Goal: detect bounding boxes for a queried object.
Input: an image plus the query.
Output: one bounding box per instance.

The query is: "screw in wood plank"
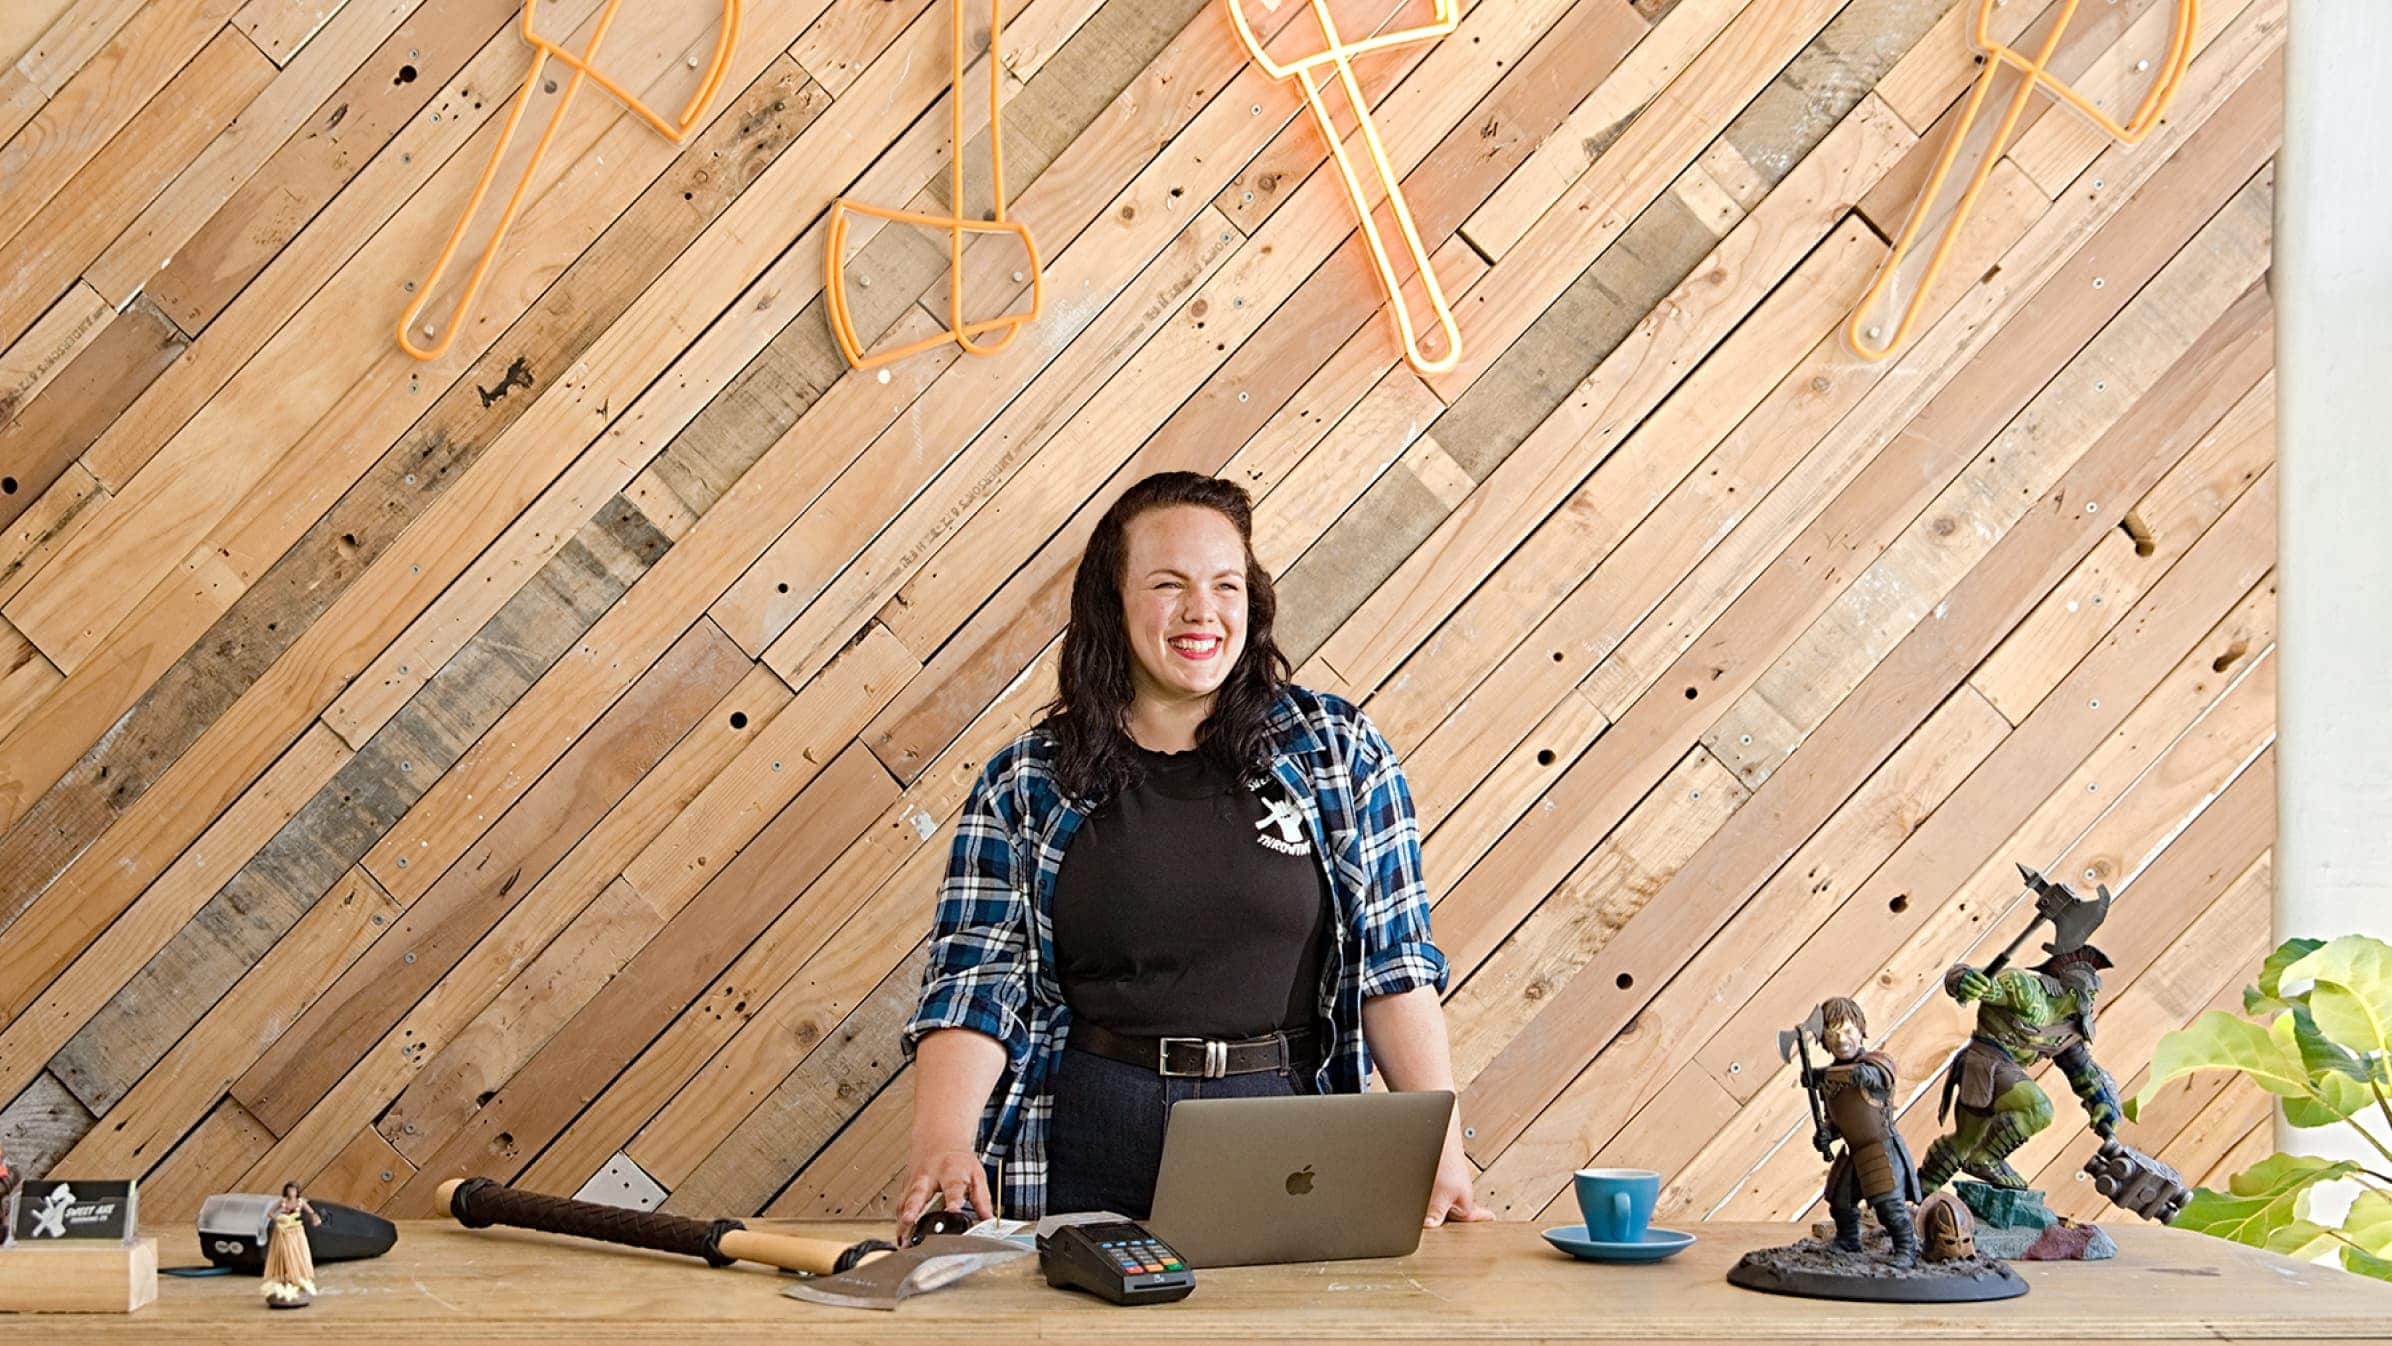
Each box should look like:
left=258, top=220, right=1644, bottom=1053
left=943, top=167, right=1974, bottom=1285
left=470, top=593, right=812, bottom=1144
left=2089, top=698, right=2101, bottom=710
left=382, top=1171, right=394, bottom=1183
left=406, top=1123, right=419, bottom=1134
left=1728, top=1061, right=1742, bottom=1074
left=772, top=761, right=783, bottom=771
left=397, top=856, right=409, bottom=868
left=1251, top=104, right=1261, bottom=115
left=2092, top=277, right=2105, bottom=289
left=1237, top=391, right=1249, bottom=402
left=404, top=281, right=415, bottom=292
left=401, top=761, right=413, bottom=772
left=2085, top=501, right=2098, bottom=512
left=858, top=273, right=872, bottom=288
left=1012, top=270, right=1024, bottom=282
left=1463, top=1127, right=1474, bottom=1139
left=405, top=952, right=416, bottom=964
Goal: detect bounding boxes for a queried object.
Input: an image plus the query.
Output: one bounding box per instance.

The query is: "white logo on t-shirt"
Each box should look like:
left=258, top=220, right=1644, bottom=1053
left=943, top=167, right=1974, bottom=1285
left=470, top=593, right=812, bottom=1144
left=1256, top=794, right=1311, bottom=855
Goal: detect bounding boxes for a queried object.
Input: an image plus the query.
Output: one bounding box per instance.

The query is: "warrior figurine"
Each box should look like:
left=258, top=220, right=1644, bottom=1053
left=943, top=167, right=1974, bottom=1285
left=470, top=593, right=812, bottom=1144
left=1921, top=867, right=2123, bottom=1193
left=1805, top=997, right=1922, bottom=1264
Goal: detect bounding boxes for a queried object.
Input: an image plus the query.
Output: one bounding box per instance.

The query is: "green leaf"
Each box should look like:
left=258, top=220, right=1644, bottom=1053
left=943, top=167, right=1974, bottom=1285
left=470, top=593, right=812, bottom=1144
left=2248, top=937, right=2329, bottom=1015
left=2341, top=1195, right=2392, bottom=1285
left=2174, top=1155, right=2362, bottom=1247
left=2283, top=1086, right=2373, bottom=1129
left=2292, top=1004, right=2372, bottom=1080
left=2264, top=1218, right=2340, bottom=1263
left=2274, top=1013, right=2375, bottom=1126
left=2284, top=936, right=2392, bottom=1061
left=2132, top=1011, right=2316, bottom=1122
left=2345, top=1190, right=2392, bottom=1255
left=2342, top=1245, right=2392, bottom=1283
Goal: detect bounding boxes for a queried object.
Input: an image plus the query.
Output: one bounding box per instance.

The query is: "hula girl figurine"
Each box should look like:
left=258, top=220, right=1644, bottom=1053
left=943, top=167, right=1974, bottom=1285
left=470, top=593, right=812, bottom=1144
left=262, top=1182, right=324, bottom=1309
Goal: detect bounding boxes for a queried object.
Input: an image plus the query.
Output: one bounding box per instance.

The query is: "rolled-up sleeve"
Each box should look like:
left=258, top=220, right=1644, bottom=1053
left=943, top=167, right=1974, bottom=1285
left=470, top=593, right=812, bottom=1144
left=1350, top=710, right=1451, bottom=1000
left=900, top=753, right=1034, bottom=1068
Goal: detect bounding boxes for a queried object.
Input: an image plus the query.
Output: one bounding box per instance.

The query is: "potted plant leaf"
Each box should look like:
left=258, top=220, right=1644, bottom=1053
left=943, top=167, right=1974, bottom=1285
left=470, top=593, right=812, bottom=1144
left=2130, top=935, right=2392, bottom=1281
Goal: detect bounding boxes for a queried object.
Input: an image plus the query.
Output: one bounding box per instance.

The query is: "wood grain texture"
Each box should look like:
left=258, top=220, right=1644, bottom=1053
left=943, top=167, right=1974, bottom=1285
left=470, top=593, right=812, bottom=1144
left=0, top=0, right=2279, bottom=1235
left=0, top=1220, right=2381, bottom=1344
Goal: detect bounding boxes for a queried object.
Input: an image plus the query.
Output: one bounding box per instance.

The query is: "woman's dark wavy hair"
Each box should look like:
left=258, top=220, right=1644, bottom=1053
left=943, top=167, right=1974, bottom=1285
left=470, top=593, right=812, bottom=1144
left=1037, top=471, right=1292, bottom=804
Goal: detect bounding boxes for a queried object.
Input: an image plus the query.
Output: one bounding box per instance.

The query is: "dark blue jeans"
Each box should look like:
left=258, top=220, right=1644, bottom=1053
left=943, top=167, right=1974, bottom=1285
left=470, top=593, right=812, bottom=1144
left=1045, top=1040, right=1318, bottom=1219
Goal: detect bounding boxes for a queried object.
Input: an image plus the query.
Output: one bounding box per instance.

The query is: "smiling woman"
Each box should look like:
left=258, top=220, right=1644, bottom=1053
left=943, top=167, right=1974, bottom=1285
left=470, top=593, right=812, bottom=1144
left=892, top=471, right=1490, bottom=1233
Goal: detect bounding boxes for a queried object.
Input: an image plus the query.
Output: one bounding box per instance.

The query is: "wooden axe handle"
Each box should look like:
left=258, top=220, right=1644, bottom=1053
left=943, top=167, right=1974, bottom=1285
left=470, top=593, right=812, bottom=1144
left=437, top=1177, right=888, bottom=1276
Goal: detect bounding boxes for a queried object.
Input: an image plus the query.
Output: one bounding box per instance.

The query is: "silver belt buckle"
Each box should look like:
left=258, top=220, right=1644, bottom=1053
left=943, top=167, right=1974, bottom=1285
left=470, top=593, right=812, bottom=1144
left=1158, top=1036, right=1228, bottom=1079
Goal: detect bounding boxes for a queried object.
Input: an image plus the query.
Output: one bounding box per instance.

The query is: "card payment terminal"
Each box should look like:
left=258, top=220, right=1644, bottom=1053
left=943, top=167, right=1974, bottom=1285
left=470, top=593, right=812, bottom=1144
left=1038, top=1219, right=1196, bottom=1304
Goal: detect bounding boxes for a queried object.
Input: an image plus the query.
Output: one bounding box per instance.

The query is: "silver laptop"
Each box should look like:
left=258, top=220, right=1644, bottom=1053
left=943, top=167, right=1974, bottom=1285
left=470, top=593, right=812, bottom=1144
left=1143, top=1090, right=1454, bottom=1268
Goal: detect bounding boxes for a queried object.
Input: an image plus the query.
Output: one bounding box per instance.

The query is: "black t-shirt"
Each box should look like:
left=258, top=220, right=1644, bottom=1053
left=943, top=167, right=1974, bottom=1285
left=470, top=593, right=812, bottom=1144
left=1051, top=743, right=1331, bottom=1039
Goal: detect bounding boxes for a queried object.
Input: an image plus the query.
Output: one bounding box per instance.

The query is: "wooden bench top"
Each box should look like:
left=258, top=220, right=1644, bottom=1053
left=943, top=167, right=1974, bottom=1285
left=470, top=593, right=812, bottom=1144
left=4, top=1218, right=2386, bottom=1343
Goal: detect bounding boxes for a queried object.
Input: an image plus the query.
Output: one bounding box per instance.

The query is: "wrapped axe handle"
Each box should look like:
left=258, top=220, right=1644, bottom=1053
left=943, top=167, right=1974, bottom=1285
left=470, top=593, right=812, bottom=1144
left=439, top=1177, right=949, bottom=1276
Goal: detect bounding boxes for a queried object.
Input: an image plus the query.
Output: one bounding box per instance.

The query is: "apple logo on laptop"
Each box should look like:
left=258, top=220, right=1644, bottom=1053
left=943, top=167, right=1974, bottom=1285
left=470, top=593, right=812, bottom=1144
left=1285, top=1166, right=1315, bottom=1197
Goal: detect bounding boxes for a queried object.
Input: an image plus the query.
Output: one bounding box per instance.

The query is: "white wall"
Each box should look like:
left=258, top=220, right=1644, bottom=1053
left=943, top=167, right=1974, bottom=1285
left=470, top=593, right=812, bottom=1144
left=2274, top=0, right=2392, bottom=1168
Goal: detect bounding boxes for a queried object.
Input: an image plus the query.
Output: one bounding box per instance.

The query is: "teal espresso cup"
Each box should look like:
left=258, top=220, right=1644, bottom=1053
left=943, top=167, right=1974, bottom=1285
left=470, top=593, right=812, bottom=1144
left=1573, top=1167, right=1659, bottom=1244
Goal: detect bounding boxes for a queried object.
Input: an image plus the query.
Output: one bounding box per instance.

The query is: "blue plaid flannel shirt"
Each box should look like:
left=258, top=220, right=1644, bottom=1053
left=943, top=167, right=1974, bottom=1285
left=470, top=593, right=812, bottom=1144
left=898, top=682, right=1451, bottom=1220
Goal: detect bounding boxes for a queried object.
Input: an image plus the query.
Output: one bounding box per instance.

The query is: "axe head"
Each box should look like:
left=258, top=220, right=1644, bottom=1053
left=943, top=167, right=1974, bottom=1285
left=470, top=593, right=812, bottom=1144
left=2038, top=881, right=2114, bottom=958
left=1776, top=1006, right=1827, bottom=1063
left=781, top=1234, right=1032, bottom=1311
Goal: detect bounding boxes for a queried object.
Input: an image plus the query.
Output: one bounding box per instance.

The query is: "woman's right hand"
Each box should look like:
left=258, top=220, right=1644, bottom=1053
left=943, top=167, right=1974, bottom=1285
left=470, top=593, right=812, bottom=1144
left=894, top=1148, right=994, bottom=1244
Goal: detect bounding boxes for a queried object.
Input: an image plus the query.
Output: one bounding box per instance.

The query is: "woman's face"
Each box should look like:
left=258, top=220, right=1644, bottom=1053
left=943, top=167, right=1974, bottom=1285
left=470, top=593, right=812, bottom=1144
left=1120, top=505, right=1250, bottom=707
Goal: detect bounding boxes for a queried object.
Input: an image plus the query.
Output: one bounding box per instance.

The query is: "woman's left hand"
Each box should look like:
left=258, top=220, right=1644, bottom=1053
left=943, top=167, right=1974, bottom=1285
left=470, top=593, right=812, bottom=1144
left=1423, top=1138, right=1494, bottom=1227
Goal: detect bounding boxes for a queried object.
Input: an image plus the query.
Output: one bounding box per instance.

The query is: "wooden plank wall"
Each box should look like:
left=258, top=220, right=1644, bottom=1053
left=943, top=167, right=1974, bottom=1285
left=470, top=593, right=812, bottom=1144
left=0, top=0, right=2281, bottom=1231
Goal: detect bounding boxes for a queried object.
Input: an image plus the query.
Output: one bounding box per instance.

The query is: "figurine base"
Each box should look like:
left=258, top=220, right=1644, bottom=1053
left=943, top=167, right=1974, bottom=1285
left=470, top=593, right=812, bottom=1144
left=1953, top=1181, right=2116, bottom=1261
left=1726, top=1236, right=2027, bottom=1303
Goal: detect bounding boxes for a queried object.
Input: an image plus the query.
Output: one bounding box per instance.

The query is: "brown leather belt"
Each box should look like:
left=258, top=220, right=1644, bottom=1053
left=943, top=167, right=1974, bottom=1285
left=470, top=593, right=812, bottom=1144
left=1068, top=1020, right=1314, bottom=1079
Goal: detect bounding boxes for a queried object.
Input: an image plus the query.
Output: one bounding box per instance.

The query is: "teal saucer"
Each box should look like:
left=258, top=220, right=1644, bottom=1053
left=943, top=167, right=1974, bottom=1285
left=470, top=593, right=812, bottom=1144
left=1541, top=1225, right=1697, bottom=1263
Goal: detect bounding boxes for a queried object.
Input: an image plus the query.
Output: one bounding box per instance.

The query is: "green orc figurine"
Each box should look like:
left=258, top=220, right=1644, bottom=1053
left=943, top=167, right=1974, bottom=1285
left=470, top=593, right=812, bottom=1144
left=1922, top=945, right=2120, bottom=1189
left=1919, top=865, right=2188, bottom=1224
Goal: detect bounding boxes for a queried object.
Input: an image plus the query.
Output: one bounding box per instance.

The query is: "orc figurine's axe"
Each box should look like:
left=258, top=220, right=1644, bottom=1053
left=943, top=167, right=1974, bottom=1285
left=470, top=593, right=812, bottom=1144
left=1985, top=863, right=2113, bottom=975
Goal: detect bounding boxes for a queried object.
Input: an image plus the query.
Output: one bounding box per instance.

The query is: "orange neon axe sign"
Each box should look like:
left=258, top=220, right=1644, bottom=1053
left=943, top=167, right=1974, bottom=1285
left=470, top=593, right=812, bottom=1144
left=824, top=1, right=1043, bottom=370
left=1846, top=0, right=2196, bottom=360
left=398, top=0, right=741, bottom=361
left=1229, top=0, right=1463, bottom=376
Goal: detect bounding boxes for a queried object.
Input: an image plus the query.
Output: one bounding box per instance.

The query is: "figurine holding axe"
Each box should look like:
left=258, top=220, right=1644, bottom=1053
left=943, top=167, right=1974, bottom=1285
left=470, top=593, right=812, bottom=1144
left=1782, top=999, right=1921, bottom=1263
left=1920, top=863, right=2189, bottom=1224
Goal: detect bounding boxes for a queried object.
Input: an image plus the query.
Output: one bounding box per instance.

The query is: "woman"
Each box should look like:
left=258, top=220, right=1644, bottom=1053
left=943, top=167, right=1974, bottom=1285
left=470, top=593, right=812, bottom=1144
left=894, top=471, right=1491, bottom=1237
left=261, top=1181, right=324, bottom=1308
